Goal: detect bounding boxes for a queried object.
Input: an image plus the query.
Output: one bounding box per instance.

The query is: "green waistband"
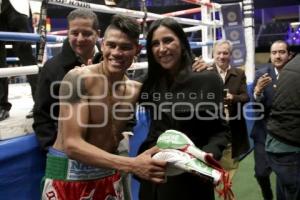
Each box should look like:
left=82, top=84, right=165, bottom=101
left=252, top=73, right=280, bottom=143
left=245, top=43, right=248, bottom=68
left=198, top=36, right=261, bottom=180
left=45, top=155, right=69, bottom=180
left=45, top=154, right=116, bottom=181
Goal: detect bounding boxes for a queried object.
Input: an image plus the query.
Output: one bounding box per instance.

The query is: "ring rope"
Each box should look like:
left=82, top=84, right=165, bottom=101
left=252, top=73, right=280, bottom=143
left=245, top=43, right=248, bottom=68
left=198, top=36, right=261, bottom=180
left=0, top=32, right=66, bottom=43
left=0, top=31, right=214, bottom=48
left=0, top=65, right=39, bottom=78
left=182, top=0, right=221, bottom=9
left=47, top=0, right=222, bottom=27
left=163, top=7, right=202, bottom=17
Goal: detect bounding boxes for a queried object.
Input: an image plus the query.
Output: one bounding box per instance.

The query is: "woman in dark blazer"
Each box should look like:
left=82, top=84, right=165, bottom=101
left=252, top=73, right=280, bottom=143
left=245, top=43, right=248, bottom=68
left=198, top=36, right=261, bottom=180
left=137, top=18, right=229, bottom=200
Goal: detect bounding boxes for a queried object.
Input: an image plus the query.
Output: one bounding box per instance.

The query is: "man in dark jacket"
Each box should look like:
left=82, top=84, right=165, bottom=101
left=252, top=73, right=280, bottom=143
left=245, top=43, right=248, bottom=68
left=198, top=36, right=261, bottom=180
left=251, top=40, right=292, bottom=200
left=266, top=53, right=300, bottom=200
left=210, top=40, right=250, bottom=181
left=33, top=8, right=101, bottom=151
left=191, top=40, right=250, bottom=181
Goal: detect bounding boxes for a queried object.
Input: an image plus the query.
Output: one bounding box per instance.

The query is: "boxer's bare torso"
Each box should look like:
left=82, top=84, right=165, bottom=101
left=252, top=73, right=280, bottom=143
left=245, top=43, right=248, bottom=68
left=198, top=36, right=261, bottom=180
left=53, top=62, right=141, bottom=153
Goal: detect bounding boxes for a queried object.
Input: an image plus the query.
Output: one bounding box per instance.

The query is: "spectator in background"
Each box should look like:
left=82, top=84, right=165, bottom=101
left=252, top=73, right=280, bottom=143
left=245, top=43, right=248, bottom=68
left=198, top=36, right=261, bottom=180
left=251, top=40, right=292, bottom=200
left=0, top=0, right=41, bottom=121
left=138, top=17, right=229, bottom=200
left=266, top=53, right=300, bottom=200
left=33, top=8, right=102, bottom=151
left=209, top=40, right=250, bottom=181
left=191, top=40, right=250, bottom=182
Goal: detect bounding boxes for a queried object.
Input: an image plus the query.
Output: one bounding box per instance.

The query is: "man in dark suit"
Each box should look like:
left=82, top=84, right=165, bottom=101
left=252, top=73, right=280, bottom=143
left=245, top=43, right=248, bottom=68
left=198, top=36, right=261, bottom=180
left=209, top=40, right=250, bottom=181
left=33, top=8, right=101, bottom=152
left=251, top=40, right=292, bottom=200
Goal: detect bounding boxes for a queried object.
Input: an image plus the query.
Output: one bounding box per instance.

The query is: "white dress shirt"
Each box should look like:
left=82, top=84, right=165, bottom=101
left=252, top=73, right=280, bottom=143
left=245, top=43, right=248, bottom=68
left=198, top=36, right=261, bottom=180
left=216, top=64, right=231, bottom=83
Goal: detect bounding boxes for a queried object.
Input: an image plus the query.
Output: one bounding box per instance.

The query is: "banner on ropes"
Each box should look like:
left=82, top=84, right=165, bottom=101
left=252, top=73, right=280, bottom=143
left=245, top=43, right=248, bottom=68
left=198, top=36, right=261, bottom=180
left=221, top=3, right=246, bottom=67
left=224, top=25, right=245, bottom=46
left=222, top=3, right=243, bottom=27
left=231, top=44, right=246, bottom=66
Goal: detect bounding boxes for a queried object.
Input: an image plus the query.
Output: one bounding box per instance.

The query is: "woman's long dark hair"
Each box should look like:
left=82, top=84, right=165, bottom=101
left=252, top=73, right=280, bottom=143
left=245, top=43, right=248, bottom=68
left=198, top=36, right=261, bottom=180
left=140, top=18, right=194, bottom=100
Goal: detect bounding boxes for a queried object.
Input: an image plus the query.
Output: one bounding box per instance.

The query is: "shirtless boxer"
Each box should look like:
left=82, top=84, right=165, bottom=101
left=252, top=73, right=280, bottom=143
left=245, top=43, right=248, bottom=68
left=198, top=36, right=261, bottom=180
left=41, top=14, right=166, bottom=200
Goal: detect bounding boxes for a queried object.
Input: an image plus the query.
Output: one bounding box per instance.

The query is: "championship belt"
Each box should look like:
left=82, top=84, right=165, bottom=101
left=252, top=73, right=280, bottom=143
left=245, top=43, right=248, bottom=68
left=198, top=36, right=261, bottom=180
left=154, top=129, right=234, bottom=200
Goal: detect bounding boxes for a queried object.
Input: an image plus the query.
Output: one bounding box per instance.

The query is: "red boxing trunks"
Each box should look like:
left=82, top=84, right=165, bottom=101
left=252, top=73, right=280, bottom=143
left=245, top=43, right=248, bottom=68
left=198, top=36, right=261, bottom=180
left=41, top=151, right=125, bottom=200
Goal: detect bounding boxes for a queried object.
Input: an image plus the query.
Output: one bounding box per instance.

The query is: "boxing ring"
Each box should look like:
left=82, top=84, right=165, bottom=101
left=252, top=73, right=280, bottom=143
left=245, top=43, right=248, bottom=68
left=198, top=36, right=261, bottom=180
left=0, top=0, right=255, bottom=199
